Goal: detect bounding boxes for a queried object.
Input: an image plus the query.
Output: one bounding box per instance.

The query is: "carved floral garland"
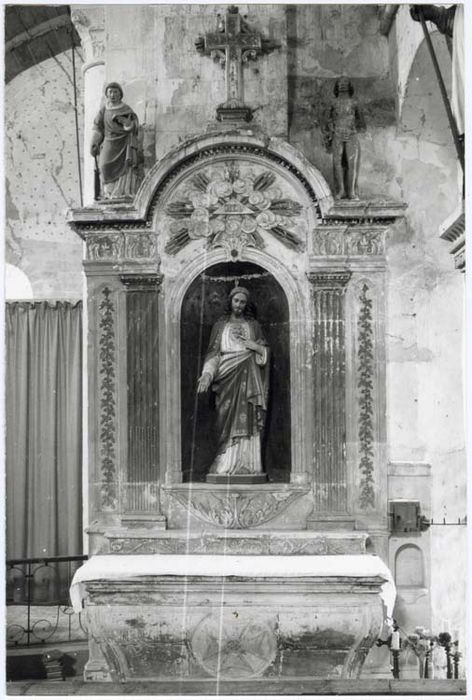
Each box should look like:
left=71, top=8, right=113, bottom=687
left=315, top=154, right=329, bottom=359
left=98, top=287, right=117, bottom=509
left=358, top=284, right=375, bottom=509
left=165, top=162, right=304, bottom=257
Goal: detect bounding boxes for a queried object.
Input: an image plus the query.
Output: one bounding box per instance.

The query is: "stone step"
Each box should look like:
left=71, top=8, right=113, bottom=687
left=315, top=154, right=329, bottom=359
left=5, top=678, right=467, bottom=696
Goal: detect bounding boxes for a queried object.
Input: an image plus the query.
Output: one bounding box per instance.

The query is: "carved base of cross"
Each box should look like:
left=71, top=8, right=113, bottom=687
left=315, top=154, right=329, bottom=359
left=216, top=102, right=253, bottom=123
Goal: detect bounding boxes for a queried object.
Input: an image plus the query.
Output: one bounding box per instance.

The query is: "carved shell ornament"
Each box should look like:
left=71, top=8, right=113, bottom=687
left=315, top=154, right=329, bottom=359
left=165, top=162, right=305, bottom=258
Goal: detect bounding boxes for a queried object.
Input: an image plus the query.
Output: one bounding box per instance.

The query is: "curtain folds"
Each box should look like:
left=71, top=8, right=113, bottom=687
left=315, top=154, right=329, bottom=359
left=6, top=301, right=83, bottom=559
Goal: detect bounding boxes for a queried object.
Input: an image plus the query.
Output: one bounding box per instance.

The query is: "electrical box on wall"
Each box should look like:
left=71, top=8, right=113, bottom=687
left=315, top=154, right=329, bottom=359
left=388, top=500, right=430, bottom=533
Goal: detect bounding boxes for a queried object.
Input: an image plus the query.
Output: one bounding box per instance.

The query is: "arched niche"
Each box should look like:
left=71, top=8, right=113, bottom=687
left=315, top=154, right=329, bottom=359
left=180, top=261, right=290, bottom=483
left=162, top=245, right=312, bottom=487
left=395, top=544, right=425, bottom=588
left=154, top=133, right=325, bottom=487
left=400, top=33, right=453, bottom=148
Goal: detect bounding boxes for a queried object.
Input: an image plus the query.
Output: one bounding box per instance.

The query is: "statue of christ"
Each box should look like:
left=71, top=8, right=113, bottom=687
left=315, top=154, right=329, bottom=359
left=197, top=286, right=269, bottom=478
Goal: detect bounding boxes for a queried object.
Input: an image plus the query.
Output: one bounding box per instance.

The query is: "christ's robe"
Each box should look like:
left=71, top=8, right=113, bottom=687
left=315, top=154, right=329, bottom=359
left=201, top=316, right=269, bottom=475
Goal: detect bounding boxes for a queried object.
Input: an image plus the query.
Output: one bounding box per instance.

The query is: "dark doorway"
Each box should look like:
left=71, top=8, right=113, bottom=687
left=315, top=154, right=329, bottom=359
left=181, top=261, right=291, bottom=483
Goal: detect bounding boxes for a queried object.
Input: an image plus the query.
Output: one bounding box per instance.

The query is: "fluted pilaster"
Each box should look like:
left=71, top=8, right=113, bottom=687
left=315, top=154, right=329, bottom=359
left=308, top=272, right=351, bottom=515
left=121, top=274, right=162, bottom=515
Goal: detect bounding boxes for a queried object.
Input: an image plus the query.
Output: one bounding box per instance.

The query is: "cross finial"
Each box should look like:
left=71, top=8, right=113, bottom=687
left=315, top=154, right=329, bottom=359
left=196, top=6, right=278, bottom=123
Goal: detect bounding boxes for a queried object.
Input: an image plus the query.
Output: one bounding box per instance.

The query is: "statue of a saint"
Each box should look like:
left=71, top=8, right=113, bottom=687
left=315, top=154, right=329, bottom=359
left=197, top=286, right=269, bottom=479
left=90, top=82, right=140, bottom=199
left=324, top=77, right=366, bottom=200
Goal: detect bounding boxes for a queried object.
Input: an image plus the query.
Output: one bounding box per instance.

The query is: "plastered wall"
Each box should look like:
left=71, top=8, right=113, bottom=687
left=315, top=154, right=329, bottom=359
left=5, top=50, right=85, bottom=299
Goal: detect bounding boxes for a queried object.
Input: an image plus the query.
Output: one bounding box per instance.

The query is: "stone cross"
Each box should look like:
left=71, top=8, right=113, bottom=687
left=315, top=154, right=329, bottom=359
left=196, top=5, right=276, bottom=122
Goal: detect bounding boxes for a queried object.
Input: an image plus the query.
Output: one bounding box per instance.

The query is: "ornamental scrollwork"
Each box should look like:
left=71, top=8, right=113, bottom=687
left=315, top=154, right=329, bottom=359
left=87, top=234, right=124, bottom=261
left=168, top=488, right=307, bottom=529
left=107, top=532, right=364, bottom=555
left=165, top=162, right=305, bottom=258
left=86, top=232, right=156, bottom=261
left=312, top=227, right=385, bottom=256
left=125, top=232, right=156, bottom=259
left=357, top=283, right=375, bottom=509
left=98, top=287, right=117, bottom=509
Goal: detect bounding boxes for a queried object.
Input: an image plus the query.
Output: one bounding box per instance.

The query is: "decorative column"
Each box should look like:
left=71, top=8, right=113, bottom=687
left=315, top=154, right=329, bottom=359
left=69, top=208, right=160, bottom=551
left=120, top=273, right=165, bottom=526
left=307, top=272, right=352, bottom=527
left=70, top=7, right=105, bottom=206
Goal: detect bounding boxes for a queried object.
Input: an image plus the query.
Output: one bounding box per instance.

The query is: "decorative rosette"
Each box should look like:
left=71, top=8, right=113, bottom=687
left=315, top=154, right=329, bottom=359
left=165, top=165, right=305, bottom=255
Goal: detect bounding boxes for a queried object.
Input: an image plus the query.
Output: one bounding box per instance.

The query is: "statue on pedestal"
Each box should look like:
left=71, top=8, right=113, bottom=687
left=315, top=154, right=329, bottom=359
left=91, top=83, right=140, bottom=199
left=197, top=286, right=269, bottom=481
left=324, top=77, right=366, bottom=200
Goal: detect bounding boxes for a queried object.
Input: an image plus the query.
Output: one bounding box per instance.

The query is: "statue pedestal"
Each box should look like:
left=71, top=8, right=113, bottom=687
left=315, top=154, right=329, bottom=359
left=206, top=473, right=268, bottom=484
left=71, top=555, right=394, bottom=685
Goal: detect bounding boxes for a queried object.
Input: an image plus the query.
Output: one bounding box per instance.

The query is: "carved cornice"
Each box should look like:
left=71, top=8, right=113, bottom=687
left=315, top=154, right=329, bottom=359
left=85, top=231, right=157, bottom=262
left=106, top=532, right=366, bottom=555
left=323, top=199, right=406, bottom=223
left=440, top=208, right=465, bottom=272
left=440, top=211, right=465, bottom=243
left=307, top=271, right=352, bottom=289
left=70, top=8, right=105, bottom=65
left=120, top=274, right=163, bottom=292
left=312, top=226, right=386, bottom=257
left=69, top=142, right=322, bottom=236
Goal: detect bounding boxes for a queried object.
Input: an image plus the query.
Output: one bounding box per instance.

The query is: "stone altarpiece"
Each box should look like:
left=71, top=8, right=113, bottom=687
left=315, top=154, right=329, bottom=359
left=70, top=129, right=405, bottom=683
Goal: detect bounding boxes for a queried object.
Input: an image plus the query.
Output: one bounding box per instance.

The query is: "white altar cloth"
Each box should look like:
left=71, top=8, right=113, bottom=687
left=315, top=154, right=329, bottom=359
left=70, top=554, right=395, bottom=616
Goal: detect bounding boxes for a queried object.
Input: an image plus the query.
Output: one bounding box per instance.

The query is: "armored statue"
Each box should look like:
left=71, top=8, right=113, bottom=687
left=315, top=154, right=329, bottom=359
left=324, top=77, right=366, bottom=201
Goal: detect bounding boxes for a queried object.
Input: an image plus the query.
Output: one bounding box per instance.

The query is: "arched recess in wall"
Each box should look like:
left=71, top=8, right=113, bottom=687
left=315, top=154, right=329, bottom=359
left=180, top=261, right=291, bottom=484
left=5, top=264, right=33, bottom=300
left=400, top=32, right=455, bottom=156
left=398, top=31, right=460, bottom=232
left=395, top=543, right=425, bottom=588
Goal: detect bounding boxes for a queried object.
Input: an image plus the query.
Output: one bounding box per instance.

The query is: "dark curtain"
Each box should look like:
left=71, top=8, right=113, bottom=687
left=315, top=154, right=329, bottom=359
left=6, top=301, right=83, bottom=562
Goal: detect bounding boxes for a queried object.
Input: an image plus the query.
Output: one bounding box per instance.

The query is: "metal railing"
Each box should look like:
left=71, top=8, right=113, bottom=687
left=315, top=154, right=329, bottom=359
left=6, top=555, right=88, bottom=648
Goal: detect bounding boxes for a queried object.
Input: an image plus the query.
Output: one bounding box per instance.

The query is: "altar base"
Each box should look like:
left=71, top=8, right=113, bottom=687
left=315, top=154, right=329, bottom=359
left=72, top=555, right=392, bottom=685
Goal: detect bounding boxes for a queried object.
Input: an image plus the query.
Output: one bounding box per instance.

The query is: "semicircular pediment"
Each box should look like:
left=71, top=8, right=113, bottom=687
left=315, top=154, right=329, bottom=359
left=135, top=130, right=333, bottom=221
left=132, top=132, right=332, bottom=262
left=159, top=157, right=311, bottom=260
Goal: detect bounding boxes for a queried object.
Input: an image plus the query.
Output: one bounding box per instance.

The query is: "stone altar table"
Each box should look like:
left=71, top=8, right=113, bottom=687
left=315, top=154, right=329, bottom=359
left=71, top=554, right=394, bottom=684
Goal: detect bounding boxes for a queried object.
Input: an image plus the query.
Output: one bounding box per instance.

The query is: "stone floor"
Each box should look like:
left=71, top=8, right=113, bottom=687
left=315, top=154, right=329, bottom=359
left=5, top=679, right=467, bottom=695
